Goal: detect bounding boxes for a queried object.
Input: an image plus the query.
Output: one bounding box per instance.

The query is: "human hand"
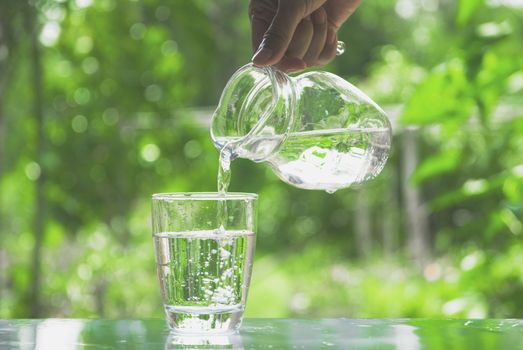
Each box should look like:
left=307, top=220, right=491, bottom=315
left=249, top=0, right=361, bottom=72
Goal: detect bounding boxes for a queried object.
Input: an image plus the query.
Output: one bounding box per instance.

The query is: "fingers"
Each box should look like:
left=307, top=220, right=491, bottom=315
left=284, top=8, right=336, bottom=71
left=302, top=8, right=328, bottom=66
left=276, top=57, right=307, bottom=72
left=251, top=13, right=270, bottom=53
left=249, top=1, right=275, bottom=53
left=317, top=27, right=338, bottom=65
left=285, top=16, right=313, bottom=59
left=252, top=2, right=304, bottom=66
left=323, top=0, right=361, bottom=29
left=252, top=0, right=326, bottom=67
left=250, top=0, right=343, bottom=70
left=276, top=15, right=313, bottom=72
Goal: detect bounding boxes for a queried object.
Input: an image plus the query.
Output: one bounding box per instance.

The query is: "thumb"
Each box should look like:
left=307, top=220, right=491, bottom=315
left=252, top=0, right=325, bottom=67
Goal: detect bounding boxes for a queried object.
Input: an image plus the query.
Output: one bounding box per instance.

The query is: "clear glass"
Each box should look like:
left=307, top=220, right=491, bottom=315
left=151, top=192, right=258, bottom=334
left=165, top=332, right=244, bottom=349
left=210, top=64, right=296, bottom=162
left=210, top=64, right=392, bottom=193
left=268, top=71, right=391, bottom=192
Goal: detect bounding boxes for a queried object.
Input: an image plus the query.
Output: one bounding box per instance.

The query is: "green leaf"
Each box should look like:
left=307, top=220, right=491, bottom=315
left=457, top=0, right=485, bottom=27
left=401, top=59, right=474, bottom=126
left=411, top=148, right=462, bottom=184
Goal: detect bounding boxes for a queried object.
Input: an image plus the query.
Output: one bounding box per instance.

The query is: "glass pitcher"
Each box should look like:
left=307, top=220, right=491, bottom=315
left=210, top=64, right=392, bottom=193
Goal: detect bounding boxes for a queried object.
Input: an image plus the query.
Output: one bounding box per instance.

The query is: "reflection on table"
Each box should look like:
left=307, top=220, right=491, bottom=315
left=1, top=318, right=523, bottom=349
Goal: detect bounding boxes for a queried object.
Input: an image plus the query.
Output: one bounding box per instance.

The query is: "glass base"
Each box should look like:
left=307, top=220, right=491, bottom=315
left=165, top=305, right=244, bottom=334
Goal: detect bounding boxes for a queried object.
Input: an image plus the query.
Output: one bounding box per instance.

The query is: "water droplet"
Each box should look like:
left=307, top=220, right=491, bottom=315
left=336, top=40, right=345, bottom=56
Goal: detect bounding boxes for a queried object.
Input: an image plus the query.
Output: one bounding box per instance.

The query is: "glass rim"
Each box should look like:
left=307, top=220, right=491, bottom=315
left=152, top=192, right=258, bottom=201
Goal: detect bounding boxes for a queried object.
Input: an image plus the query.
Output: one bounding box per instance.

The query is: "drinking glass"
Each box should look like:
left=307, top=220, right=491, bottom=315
left=165, top=332, right=244, bottom=350
left=152, top=192, right=257, bottom=334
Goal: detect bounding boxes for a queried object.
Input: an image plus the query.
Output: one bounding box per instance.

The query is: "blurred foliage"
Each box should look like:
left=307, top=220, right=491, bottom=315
left=0, top=0, right=523, bottom=320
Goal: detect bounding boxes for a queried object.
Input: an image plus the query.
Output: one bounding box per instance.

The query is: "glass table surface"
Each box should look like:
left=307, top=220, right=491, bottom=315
left=1, top=318, right=523, bottom=349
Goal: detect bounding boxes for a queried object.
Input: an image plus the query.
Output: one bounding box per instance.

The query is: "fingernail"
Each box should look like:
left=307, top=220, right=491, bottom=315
left=252, top=41, right=273, bottom=66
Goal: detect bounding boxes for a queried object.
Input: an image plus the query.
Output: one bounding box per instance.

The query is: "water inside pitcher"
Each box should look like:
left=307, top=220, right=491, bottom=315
left=211, top=64, right=392, bottom=193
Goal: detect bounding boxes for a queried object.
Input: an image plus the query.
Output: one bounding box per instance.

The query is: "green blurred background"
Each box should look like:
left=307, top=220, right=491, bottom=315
left=1, top=0, right=522, bottom=319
